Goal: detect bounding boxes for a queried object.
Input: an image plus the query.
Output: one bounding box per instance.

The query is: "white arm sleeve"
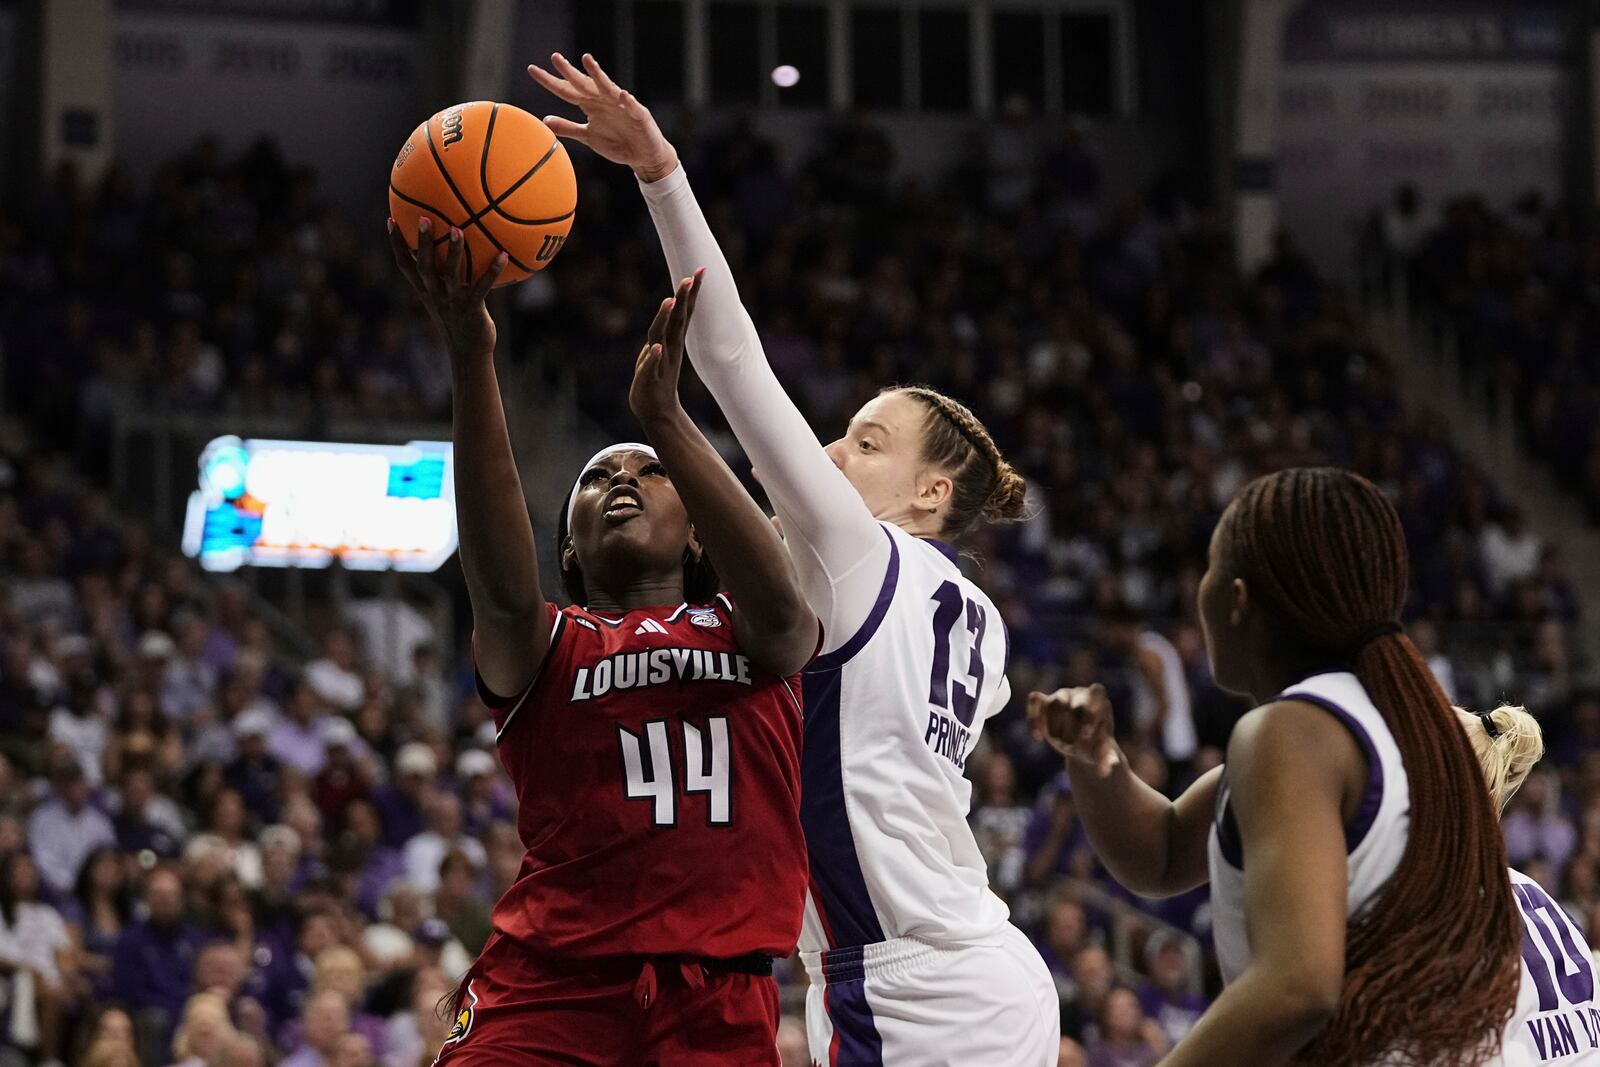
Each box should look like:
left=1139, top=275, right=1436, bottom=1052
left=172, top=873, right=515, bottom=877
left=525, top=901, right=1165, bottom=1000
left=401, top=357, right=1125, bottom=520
left=639, top=164, right=889, bottom=650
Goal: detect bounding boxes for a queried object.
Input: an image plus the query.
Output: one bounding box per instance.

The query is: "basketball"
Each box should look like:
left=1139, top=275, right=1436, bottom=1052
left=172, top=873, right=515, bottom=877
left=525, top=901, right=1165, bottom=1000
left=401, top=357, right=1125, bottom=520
left=388, top=101, right=576, bottom=286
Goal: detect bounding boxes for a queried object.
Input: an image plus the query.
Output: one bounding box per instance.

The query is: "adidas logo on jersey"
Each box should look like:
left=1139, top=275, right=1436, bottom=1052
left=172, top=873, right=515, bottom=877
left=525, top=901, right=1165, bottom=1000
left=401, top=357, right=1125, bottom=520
left=635, top=618, right=670, bottom=636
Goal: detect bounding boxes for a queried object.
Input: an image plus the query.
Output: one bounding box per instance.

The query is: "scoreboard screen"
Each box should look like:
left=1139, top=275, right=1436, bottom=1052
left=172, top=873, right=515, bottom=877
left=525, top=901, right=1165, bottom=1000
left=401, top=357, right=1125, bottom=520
left=181, top=436, right=457, bottom=573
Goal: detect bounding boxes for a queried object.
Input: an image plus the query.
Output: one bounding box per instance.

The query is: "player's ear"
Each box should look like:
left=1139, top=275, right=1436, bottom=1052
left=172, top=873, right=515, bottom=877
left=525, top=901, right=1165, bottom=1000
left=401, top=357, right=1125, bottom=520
left=916, top=470, right=953, bottom=515
left=1230, top=577, right=1249, bottom=627
left=684, top=524, right=704, bottom=562
left=560, top=533, right=576, bottom=573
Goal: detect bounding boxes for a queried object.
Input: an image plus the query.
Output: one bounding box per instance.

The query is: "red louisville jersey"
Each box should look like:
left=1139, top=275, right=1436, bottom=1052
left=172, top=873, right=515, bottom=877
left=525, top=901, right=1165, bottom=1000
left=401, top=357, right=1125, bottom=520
left=477, top=595, right=807, bottom=960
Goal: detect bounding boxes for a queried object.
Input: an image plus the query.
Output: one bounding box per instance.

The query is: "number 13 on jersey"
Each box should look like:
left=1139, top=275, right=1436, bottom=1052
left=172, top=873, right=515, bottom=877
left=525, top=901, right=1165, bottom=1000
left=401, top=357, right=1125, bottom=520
left=925, top=580, right=987, bottom=770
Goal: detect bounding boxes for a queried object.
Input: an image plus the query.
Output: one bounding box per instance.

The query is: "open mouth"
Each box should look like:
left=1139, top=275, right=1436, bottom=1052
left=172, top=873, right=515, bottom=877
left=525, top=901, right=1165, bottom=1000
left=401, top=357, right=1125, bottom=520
left=603, top=487, right=644, bottom=522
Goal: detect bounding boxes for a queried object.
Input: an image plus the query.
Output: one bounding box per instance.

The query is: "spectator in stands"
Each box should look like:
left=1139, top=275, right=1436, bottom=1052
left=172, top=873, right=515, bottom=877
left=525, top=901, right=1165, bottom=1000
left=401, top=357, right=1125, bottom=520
left=340, top=799, right=404, bottom=919
left=1037, top=892, right=1093, bottom=991
left=223, top=711, right=281, bottom=826
left=432, top=850, right=490, bottom=958
left=167, top=992, right=235, bottom=1067
left=109, top=769, right=182, bottom=866
left=1024, top=775, right=1087, bottom=889
left=164, top=613, right=218, bottom=723
left=66, top=845, right=131, bottom=1000
left=0, top=851, right=75, bottom=1066
left=111, top=867, right=203, bottom=1060
left=27, top=759, right=115, bottom=896
left=1481, top=506, right=1543, bottom=598
left=969, top=749, right=1033, bottom=896
left=401, top=792, right=483, bottom=897
left=1503, top=768, right=1578, bottom=876
left=270, top=680, right=331, bottom=777
left=306, top=631, right=364, bottom=714
left=48, top=667, right=108, bottom=785
left=1062, top=945, right=1115, bottom=1046
left=312, top=720, right=371, bottom=825
left=453, top=750, right=506, bottom=837
left=380, top=968, right=449, bottom=1067
left=1134, top=932, right=1204, bottom=1047
left=1058, top=1036, right=1088, bottom=1067
left=1085, top=987, right=1163, bottom=1067
left=375, top=744, right=434, bottom=849
left=279, top=990, right=348, bottom=1067
left=305, top=947, right=385, bottom=1059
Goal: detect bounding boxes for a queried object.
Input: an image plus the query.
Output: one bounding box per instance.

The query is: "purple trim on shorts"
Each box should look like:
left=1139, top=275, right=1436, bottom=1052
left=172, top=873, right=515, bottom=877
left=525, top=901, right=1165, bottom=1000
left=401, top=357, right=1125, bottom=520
left=809, top=529, right=900, bottom=672
left=1282, top=691, right=1385, bottom=852
left=822, top=958, right=884, bottom=1066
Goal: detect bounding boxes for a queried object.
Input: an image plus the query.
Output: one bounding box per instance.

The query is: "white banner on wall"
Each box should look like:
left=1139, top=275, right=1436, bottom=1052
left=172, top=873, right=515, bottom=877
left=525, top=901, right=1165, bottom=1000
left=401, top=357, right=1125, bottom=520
left=113, top=11, right=426, bottom=217
left=1277, top=1, right=1566, bottom=273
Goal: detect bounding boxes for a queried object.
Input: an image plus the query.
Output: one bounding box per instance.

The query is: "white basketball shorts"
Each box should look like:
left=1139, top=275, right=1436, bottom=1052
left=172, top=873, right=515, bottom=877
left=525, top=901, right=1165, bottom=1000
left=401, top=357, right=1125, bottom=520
left=801, top=923, right=1059, bottom=1066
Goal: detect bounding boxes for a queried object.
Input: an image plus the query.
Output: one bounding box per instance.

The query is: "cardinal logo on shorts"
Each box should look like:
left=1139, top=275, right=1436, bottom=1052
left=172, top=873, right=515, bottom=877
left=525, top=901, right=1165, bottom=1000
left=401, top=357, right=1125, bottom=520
left=443, top=982, right=478, bottom=1046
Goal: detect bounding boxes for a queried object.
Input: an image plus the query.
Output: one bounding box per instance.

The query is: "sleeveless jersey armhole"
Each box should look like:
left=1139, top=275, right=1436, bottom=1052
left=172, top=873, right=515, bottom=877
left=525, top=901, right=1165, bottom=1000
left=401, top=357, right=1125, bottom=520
left=473, top=604, right=565, bottom=743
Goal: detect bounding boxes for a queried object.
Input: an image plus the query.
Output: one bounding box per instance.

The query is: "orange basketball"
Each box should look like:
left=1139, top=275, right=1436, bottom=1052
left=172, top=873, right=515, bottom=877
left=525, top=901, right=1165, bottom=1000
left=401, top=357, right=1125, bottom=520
left=388, top=101, right=576, bottom=287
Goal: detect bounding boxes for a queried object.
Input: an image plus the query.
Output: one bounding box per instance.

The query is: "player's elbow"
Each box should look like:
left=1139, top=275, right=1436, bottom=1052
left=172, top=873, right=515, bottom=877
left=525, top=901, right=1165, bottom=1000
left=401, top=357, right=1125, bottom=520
left=1254, top=965, right=1341, bottom=1046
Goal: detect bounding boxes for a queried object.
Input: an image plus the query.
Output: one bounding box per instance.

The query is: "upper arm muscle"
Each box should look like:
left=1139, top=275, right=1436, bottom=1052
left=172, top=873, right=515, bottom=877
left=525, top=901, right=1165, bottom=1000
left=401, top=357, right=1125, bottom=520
left=1228, top=703, right=1359, bottom=1005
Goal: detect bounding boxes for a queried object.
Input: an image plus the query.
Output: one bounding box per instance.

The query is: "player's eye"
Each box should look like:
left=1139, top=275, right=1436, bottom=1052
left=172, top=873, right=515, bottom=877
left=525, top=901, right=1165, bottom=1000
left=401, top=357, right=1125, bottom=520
left=640, top=462, right=667, bottom=478
left=859, top=439, right=876, bottom=453
left=579, top=467, right=608, bottom=486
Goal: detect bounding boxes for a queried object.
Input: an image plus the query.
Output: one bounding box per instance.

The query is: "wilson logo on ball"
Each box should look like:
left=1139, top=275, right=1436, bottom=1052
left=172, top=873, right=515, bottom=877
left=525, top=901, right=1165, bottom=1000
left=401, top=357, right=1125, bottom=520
left=535, top=234, right=566, bottom=262
left=441, top=109, right=465, bottom=147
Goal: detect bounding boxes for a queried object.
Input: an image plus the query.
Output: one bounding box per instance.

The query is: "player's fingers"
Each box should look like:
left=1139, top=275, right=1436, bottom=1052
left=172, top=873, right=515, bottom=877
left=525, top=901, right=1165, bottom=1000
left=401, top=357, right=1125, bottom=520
left=646, top=296, right=673, bottom=346
left=551, top=52, right=598, bottom=95
left=582, top=52, right=621, bottom=95
left=386, top=218, right=423, bottom=291
left=414, top=216, right=439, bottom=292
left=528, top=63, right=584, bottom=104
left=469, top=252, right=509, bottom=303
left=542, top=116, right=589, bottom=143
left=663, top=275, right=696, bottom=346
left=443, top=227, right=464, bottom=287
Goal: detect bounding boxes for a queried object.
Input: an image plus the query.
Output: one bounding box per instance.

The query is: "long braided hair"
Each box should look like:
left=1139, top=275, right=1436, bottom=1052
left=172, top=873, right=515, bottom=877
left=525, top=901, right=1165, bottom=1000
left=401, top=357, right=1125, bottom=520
left=890, top=385, right=1027, bottom=538
left=1219, top=468, right=1520, bottom=1066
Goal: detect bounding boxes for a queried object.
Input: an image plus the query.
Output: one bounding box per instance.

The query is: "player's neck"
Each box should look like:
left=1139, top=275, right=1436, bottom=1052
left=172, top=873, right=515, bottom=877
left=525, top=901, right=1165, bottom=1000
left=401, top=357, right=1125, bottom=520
left=584, top=576, right=686, bottom=615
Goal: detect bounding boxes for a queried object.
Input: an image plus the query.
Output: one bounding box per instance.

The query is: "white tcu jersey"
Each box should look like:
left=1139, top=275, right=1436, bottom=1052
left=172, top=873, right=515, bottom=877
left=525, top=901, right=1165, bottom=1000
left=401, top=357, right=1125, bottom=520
left=1501, top=868, right=1600, bottom=1066
left=799, top=523, right=1013, bottom=951
left=1208, top=671, right=1411, bottom=985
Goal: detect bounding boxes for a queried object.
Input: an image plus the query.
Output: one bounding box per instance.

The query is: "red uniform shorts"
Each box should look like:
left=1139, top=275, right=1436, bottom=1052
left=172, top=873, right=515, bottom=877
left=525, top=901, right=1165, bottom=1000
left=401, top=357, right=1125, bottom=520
left=433, top=934, right=780, bottom=1067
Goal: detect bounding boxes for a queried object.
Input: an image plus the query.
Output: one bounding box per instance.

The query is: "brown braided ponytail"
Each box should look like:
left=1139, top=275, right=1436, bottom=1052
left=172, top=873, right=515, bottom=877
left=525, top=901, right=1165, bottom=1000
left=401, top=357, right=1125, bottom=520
left=1219, top=468, right=1519, bottom=1067
left=890, top=385, right=1026, bottom=537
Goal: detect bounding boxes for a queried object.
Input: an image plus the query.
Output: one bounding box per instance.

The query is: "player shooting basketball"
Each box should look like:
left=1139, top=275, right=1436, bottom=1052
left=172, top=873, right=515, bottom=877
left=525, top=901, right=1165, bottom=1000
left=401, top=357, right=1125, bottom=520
left=532, top=53, right=1058, bottom=1067
left=386, top=218, right=817, bottom=1066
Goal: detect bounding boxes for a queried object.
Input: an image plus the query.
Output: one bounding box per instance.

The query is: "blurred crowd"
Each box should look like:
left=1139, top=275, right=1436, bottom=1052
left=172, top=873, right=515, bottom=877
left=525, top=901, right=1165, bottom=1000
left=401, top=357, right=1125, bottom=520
left=1388, top=188, right=1600, bottom=529
left=0, top=111, right=1596, bottom=1067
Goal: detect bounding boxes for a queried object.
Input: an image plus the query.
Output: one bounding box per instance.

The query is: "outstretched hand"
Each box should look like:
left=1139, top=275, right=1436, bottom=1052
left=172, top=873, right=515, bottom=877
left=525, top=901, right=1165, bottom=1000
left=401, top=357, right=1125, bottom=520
left=529, top=52, right=679, bottom=182
left=1026, top=684, right=1122, bottom=778
left=629, top=269, right=705, bottom=426
left=387, top=216, right=507, bottom=362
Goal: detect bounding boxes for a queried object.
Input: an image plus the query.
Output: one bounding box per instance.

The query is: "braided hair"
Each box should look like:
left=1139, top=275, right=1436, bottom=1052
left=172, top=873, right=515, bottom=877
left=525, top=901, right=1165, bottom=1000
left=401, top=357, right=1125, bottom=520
left=890, top=385, right=1027, bottom=538
left=1219, top=468, right=1519, bottom=1067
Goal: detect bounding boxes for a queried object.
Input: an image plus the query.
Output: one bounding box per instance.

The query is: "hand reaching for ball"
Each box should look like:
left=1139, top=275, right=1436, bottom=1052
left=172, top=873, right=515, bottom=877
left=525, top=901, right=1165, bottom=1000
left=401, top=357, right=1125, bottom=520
left=1026, top=683, right=1122, bottom=778
left=387, top=215, right=507, bottom=363
left=529, top=52, right=679, bottom=183
left=629, top=270, right=704, bottom=427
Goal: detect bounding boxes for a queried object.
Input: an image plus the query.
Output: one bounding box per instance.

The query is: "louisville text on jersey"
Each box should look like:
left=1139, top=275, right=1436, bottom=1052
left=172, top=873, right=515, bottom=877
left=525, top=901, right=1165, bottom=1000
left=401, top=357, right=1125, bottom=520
left=570, top=647, right=753, bottom=702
